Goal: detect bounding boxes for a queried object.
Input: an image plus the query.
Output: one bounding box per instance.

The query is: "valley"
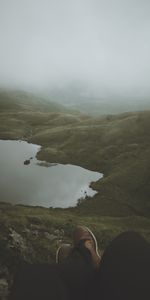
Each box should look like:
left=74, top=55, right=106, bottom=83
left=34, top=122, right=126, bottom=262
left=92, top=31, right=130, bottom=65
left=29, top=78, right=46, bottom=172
left=0, top=90, right=150, bottom=297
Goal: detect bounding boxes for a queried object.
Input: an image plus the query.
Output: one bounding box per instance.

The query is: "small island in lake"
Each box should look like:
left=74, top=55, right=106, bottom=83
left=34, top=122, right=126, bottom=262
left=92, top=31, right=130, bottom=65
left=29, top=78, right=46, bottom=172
left=24, top=159, right=31, bottom=165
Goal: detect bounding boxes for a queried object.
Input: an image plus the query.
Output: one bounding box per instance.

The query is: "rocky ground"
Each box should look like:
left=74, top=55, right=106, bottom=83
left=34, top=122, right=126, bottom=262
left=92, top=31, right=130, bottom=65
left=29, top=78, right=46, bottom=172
left=1, top=202, right=150, bottom=299
left=0, top=218, right=67, bottom=299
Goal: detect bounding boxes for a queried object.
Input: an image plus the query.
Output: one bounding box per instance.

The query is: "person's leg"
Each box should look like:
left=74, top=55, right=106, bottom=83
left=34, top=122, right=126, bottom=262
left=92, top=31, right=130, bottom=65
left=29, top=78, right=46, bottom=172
left=90, top=231, right=150, bottom=300
left=9, top=263, right=70, bottom=300
left=58, top=242, right=95, bottom=300
left=9, top=226, right=100, bottom=300
left=57, top=226, right=101, bottom=300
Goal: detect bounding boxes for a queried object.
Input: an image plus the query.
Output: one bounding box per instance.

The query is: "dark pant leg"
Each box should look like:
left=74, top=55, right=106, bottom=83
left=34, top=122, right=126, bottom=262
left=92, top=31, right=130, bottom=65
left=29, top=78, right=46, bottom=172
left=58, top=243, right=95, bottom=300
left=90, top=231, right=150, bottom=300
left=9, top=263, right=70, bottom=300
left=9, top=244, right=95, bottom=300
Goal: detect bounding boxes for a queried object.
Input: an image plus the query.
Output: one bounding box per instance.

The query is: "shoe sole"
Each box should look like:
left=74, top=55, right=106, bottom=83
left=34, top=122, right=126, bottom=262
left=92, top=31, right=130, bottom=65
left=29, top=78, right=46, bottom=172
left=56, top=244, right=72, bottom=263
left=82, top=226, right=100, bottom=258
left=56, top=246, right=61, bottom=263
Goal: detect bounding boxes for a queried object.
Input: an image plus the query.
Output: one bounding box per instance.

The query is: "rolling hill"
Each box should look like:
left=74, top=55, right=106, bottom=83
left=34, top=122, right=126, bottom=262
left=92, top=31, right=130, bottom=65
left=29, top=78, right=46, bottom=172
left=0, top=89, right=150, bottom=297
left=0, top=90, right=150, bottom=218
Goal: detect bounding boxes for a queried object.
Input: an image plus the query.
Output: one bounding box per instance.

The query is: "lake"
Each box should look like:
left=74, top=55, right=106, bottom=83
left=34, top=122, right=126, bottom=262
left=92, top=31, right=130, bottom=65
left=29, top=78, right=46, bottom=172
left=0, top=140, right=103, bottom=208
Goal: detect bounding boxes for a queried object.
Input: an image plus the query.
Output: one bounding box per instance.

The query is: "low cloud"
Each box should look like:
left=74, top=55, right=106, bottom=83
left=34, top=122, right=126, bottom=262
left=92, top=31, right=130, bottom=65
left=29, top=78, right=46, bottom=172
left=0, top=0, right=150, bottom=97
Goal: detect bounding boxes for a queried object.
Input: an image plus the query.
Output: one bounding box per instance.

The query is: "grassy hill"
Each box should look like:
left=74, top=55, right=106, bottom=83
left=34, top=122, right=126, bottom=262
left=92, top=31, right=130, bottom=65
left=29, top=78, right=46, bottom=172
left=0, top=90, right=150, bottom=218
left=66, top=98, right=150, bottom=116
left=0, top=90, right=150, bottom=216
left=0, top=89, right=75, bottom=140
left=0, top=89, right=69, bottom=113
left=43, top=84, right=150, bottom=116
left=30, top=111, right=150, bottom=217
left=0, top=90, right=150, bottom=297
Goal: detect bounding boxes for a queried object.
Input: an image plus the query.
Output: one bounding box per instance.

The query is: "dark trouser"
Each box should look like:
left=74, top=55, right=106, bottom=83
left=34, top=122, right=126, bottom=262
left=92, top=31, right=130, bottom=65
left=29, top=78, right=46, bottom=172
left=9, top=243, right=95, bottom=300
left=9, top=231, right=150, bottom=300
left=90, top=231, right=150, bottom=300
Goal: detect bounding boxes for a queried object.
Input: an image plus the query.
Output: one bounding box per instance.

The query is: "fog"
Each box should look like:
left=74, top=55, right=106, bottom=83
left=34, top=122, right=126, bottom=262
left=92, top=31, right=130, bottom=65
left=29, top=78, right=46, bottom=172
left=0, top=0, right=150, bottom=98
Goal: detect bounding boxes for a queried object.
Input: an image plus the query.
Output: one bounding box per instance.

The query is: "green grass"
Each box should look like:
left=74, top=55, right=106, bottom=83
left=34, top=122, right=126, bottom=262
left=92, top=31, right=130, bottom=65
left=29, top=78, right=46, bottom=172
left=0, top=89, right=150, bottom=272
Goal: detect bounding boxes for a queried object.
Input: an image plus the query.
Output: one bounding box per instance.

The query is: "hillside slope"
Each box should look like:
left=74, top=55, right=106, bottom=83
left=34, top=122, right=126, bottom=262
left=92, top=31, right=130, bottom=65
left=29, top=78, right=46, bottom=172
left=33, top=111, right=150, bottom=217
left=0, top=89, right=68, bottom=112
left=0, top=91, right=150, bottom=298
left=0, top=91, right=150, bottom=217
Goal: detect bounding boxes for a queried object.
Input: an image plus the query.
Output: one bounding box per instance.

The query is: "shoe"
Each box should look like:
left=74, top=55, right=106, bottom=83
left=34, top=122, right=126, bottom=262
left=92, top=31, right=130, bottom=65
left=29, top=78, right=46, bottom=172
left=56, top=243, right=72, bottom=263
left=73, top=226, right=101, bottom=268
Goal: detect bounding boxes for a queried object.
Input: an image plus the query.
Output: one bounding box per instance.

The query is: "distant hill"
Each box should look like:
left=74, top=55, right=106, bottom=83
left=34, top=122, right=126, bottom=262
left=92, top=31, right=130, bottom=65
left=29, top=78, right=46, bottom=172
left=0, top=89, right=84, bottom=140
left=31, top=110, right=150, bottom=218
left=68, top=97, right=150, bottom=116
left=0, top=90, right=150, bottom=218
left=0, top=89, right=68, bottom=113
left=42, top=84, right=150, bottom=116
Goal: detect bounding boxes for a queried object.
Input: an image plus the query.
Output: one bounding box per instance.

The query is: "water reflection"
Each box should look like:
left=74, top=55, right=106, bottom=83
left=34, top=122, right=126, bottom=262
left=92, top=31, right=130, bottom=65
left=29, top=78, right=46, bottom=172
left=0, top=140, right=103, bottom=208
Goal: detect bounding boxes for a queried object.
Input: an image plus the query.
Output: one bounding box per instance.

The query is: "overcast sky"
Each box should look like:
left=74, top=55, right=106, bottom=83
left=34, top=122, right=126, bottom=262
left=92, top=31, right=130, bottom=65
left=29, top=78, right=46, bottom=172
left=0, top=0, right=150, bottom=96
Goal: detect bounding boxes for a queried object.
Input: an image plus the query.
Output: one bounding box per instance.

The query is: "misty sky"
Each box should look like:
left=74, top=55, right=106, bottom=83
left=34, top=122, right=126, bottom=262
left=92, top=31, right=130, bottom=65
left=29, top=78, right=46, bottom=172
left=0, top=0, right=150, bottom=96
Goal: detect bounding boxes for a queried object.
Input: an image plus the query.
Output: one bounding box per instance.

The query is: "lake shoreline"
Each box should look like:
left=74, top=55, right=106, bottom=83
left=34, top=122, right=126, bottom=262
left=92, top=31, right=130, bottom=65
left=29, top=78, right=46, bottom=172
left=0, top=139, right=103, bottom=209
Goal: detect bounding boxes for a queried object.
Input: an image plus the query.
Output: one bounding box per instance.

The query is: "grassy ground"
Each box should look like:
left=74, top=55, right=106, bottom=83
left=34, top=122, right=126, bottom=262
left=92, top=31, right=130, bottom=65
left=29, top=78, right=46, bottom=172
left=0, top=90, right=150, bottom=277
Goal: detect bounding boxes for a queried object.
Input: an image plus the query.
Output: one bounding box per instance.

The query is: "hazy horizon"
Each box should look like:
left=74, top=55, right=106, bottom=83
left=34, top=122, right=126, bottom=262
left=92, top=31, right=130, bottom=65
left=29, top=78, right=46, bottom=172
left=0, top=0, right=150, bottom=99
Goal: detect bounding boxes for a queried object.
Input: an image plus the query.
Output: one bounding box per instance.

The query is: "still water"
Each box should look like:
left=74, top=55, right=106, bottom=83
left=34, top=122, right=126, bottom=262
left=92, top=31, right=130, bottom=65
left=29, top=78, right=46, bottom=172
left=0, top=140, right=103, bottom=208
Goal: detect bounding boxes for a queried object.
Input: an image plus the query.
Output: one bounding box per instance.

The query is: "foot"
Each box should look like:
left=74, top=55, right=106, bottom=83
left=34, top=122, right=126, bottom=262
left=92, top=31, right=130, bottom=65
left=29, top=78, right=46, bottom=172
left=73, top=226, right=101, bottom=268
left=56, top=243, right=72, bottom=263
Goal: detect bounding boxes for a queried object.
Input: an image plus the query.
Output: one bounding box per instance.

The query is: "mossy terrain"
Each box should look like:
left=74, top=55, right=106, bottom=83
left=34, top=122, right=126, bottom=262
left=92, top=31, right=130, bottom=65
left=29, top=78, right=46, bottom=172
left=0, top=89, right=150, bottom=297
